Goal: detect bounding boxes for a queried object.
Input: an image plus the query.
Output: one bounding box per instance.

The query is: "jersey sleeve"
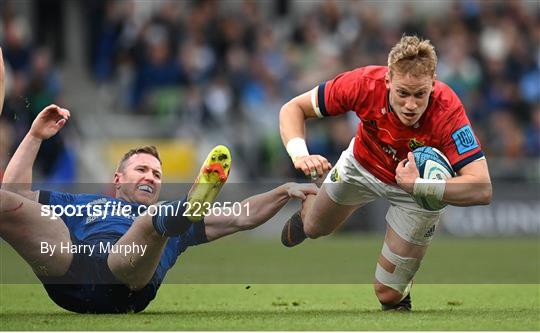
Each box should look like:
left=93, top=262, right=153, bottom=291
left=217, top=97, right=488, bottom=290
left=38, top=190, right=78, bottom=206
left=439, top=105, right=485, bottom=172
left=315, top=68, right=369, bottom=117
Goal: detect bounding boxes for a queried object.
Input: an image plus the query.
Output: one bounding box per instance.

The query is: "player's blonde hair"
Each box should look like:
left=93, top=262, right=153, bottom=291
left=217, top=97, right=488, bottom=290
left=117, top=145, right=162, bottom=171
left=387, top=35, right=437, bottom=78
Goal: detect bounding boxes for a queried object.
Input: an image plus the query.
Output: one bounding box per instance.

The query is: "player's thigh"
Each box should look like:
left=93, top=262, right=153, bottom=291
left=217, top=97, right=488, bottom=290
left=385, top=187, right=443, bottom=246
left=382, top=224, right=428, bottom=260
left=303, top=184, right=362, bottom=236
left=0, top=189, right=72, bottom=276
left=306, top=141, right=380, bottom=235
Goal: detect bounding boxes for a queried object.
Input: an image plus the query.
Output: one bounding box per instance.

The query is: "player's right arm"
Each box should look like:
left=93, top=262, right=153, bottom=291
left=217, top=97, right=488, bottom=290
left=1, top=104, right=70, bottom=201
left=204, top=182, right=318, bottom=241
left=279, top=89, right=332, bottom=178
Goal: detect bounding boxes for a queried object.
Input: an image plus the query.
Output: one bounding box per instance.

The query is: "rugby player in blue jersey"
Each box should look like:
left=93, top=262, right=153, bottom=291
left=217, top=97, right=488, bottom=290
left=0, top=98, right=317, bottom=313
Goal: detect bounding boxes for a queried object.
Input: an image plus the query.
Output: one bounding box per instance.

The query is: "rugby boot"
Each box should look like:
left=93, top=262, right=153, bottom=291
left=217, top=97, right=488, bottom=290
left=381, top=293, right=412, bottom=312
left=281, top=210, right=307, bottom=247
left=185, top=145, right=231, bottom=222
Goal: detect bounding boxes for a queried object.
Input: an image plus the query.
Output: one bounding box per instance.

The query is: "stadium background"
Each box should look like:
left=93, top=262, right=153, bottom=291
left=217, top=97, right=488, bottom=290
left=0, top=0, right=538, bottom=237
left=0, top=1, right=539, bottom=329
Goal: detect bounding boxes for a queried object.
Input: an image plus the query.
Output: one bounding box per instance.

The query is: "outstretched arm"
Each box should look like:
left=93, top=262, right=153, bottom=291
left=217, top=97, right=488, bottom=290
left=204, top=183, right=318, bottom=241
left=1, top=104, right=70, bottom=200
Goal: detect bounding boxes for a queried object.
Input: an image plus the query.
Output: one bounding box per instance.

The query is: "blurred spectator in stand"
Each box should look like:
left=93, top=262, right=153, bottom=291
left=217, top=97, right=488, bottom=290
left=524, top=105, right=540, bottom=157
left=488, top=110, right=525, bottom=159
left=79, top=0, right=538, bottom=180
left=0, top=120, right=15, bottom=181
left=2, top=71, right=29, bottom=142
left=437, top=24, right=482, bottom=104
left=131, top=24, right=184, bottom=113
left=33, top=0, right=65, bottom=62
left=27, top=47, right=76, bottom=183
left=92, top=0, right=126, bottom=81
left=178, top=33, right=216, bottom=86
left=2, top=17, right=32, bottom=73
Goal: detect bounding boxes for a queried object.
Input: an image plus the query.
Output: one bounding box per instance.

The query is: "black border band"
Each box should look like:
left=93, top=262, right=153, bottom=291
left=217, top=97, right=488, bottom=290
left=38, top=190, right=52, bottom=205
left=317, top=83, right=329, bottom=117
left=452, top=151, right=485, bottom=172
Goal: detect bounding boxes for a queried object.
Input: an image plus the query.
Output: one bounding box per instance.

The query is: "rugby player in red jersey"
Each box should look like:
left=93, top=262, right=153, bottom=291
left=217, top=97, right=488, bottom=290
left=279, top=35, right=492, bottom=311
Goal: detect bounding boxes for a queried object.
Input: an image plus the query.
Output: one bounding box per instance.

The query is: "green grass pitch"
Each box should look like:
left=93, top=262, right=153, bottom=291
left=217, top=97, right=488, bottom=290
left=1, top=235, right=539, bottom=330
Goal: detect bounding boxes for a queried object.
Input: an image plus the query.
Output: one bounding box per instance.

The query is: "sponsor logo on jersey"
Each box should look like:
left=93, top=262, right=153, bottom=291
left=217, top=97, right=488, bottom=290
left=382, top=145, right=400, bottom=162
left=330, top=168, right=340, bottom=182
left=452, top=125, right=478, bottom=154
left=408, top=137, right=425, bottom=150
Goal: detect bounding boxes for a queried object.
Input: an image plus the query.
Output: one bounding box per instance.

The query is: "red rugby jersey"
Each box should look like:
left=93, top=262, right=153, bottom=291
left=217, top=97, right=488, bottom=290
left=317, top=66, right=484, bottom=184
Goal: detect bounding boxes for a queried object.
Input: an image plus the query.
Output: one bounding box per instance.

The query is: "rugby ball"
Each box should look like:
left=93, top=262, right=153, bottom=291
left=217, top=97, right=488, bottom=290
left=412, top=146, right=455, bottom=211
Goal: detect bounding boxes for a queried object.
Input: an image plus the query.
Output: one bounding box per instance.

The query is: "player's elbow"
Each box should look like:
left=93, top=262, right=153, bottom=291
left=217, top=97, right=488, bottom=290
left=280, top=100, right=307, bottom=123
left=279, top=102, right=295, bottom=126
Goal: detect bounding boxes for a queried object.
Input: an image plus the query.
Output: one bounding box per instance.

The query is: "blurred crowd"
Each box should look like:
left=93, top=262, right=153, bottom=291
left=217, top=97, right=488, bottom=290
left=0, top=0, right=539, bottom=181
left=0, top=0, right=76, bottom=182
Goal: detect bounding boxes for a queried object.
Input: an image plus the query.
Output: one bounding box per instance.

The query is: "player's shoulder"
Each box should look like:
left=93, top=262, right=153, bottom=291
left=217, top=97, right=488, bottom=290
left=335, top=65, right=387, bottom=81
left=352, top=65, right=387, bottom=81
left=431, top=80, right=463, bottom=112
left=332, top=66, right=387, bottom=96
left=362, top=65, right=388, bottom=76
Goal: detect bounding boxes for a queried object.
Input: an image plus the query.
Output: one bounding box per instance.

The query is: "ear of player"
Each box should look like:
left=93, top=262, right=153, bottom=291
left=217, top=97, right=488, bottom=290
left=186, top=145, right=232, bottom=222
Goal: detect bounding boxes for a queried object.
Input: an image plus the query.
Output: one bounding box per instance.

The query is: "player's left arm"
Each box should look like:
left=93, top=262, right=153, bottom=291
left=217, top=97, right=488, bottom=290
left=203, top=183, right=318, bottom=241
left=396, top=154, right=492, bottom=206
left=442, top=158, right=492, bottom=206
left=431, top=95, right=492, bottom=206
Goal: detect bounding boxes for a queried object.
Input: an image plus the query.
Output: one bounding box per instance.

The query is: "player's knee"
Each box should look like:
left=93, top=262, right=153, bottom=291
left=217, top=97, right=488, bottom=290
left=374, top=242, right=419, bottom=303
left=374, top=282, right=404, bottom=305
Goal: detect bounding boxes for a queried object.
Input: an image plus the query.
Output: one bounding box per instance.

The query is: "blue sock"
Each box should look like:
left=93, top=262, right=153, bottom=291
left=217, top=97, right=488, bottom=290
left=152, top=200, right=193, bottom=237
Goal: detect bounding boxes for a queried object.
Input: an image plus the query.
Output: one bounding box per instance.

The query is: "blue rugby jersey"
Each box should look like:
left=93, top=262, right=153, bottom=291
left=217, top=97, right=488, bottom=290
left=38, top=190, right=207, bottom=284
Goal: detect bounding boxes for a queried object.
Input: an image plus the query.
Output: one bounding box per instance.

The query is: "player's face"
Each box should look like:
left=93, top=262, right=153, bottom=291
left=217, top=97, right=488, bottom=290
left=114, top=153, right=162, bottom=205
left=386, top=71, right=435, bottom=127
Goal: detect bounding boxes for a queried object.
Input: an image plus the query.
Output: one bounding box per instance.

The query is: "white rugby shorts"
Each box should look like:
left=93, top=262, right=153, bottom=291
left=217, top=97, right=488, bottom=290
left=323, top=139, right=443, bottom=245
